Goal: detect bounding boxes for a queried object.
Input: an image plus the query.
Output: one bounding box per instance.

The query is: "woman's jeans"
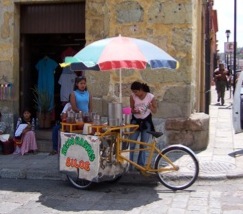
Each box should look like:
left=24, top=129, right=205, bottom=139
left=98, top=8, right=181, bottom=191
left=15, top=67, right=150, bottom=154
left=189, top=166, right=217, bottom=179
left=129, top=121, right=151, bottom=166
left=52, top=124, right=60, bottom=151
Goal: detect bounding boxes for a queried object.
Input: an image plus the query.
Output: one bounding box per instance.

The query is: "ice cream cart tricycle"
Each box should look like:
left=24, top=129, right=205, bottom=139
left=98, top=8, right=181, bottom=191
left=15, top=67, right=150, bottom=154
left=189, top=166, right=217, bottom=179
left=59, top=122, right=199, bottom=191
left=59, top=123, right=140, bottom=189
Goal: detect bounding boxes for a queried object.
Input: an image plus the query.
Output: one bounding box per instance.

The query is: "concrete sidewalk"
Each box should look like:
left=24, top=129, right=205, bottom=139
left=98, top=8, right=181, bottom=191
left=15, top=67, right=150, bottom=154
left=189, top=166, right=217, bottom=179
left=1, top=87, right=243, bottom=183
left=197, top=87, right=243, bottom=179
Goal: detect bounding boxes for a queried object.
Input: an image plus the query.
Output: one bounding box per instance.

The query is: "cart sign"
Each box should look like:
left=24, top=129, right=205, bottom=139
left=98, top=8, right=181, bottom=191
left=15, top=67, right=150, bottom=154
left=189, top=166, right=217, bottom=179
left=224, top=42, right=235, bottom=53
left=59, top=132, right=101, bottom=181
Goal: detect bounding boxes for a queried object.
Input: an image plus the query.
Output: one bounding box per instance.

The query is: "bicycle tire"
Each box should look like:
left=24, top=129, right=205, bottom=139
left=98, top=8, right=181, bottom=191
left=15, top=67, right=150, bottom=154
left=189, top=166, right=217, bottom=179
left=66, top=170, right=93, bottom=190
left=155, top=145, right=199, bottom=191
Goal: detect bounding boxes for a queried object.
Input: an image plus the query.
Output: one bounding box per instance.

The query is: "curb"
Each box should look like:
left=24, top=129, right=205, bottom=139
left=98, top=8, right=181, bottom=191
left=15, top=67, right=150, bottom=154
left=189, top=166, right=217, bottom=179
left=2, top=168, right=243, bottom=186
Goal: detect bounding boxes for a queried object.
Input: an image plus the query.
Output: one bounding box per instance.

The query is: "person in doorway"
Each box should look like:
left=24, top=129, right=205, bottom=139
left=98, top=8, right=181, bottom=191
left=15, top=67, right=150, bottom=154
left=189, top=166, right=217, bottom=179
left=129, top=81, right=157, bottom=168
left=213, top=63, right=229, bottom=105
left=70, top=76, right=92, bottom=115
left=13, top=108, right=38, bottom=155
left=49, top=96, right=72, bottom=155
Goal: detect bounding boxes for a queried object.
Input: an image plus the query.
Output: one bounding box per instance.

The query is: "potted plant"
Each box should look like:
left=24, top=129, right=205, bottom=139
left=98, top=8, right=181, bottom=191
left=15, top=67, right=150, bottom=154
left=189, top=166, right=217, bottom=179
left=32, top=86, right=54, bottom=129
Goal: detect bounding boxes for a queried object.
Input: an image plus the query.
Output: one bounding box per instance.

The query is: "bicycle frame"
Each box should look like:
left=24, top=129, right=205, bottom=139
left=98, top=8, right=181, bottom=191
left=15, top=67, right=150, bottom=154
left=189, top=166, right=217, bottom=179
left=116, top=135, right=178, bottom=173
left=98, top=124, right=178, bottom=174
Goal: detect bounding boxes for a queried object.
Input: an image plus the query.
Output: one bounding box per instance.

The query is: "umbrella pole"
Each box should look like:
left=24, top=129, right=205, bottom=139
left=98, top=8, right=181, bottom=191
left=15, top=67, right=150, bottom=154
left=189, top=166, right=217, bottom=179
left=119, top=68, right=122, bottom=103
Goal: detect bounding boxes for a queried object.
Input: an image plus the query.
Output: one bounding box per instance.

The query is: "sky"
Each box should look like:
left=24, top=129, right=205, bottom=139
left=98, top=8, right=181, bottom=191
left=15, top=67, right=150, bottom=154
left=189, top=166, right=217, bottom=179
left=214, top=0, right=243, bottom=53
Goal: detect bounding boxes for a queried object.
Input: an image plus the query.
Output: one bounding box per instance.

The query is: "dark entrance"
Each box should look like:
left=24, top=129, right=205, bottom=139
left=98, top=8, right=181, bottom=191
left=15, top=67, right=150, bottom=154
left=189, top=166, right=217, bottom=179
left=19, top=2, right=85, bottom=123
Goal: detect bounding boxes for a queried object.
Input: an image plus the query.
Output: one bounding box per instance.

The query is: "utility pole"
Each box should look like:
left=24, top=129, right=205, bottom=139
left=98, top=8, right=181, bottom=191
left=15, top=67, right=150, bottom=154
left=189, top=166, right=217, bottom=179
left=205, top=1, right=211, bottom=114
left=233, top=0, right=237, bottom=94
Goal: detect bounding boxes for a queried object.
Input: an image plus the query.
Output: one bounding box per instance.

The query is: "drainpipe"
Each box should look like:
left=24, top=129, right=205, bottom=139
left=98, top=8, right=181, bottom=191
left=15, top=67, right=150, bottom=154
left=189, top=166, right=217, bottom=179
left=205, top=1, right=211, bottom=114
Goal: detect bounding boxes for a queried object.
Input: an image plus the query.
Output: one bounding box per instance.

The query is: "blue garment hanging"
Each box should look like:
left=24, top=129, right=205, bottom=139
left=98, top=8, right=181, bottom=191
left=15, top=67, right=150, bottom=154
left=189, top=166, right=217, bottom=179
left=35, top=56, right=58, bottom=110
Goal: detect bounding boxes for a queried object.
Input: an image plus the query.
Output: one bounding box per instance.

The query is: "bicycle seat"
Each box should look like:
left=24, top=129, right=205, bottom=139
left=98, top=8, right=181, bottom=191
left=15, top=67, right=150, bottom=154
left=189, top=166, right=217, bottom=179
left=147, top=131, right=163, bottom=138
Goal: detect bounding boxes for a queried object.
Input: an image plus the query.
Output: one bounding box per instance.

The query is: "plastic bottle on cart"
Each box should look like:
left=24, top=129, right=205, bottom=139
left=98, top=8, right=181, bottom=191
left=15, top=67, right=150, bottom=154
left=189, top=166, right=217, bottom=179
left=67, top=110, right=72, bottom=123
left=75, top=111, right=83, bottom=130
left=93, top=113, right=101, bottom=125
left=70, top=110, right=75, bottom=123
left=75, top=111, right=83, bottom=123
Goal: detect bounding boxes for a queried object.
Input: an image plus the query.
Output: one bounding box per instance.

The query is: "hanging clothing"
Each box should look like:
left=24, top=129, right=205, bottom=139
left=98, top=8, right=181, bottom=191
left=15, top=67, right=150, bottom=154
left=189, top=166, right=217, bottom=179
left=58, top=72, right=77, bottom=102
left=62, top=67, right=74, bottom=74
left=35, top=57, right=58, bottom=110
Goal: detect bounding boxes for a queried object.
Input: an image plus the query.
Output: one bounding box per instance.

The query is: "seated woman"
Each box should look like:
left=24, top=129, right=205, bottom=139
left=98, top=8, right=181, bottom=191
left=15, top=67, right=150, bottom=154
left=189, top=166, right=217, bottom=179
left=13, top=108, right=38, bottom=155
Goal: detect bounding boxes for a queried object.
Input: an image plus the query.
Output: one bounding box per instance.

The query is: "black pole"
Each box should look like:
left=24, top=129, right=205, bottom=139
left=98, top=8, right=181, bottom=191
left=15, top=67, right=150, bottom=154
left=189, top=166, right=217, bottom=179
left=226, top=51, right=228, bottom=70
left=205, top=2, right=211, bottom=114
left=233, top=0, right=237, bottom=94
left=226, top=35, right=229, bottom=71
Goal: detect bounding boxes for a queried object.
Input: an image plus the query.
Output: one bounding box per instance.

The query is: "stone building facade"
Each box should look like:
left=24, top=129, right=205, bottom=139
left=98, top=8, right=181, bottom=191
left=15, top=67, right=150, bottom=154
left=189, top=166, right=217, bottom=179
left=0, top=0, right=214, bottom=151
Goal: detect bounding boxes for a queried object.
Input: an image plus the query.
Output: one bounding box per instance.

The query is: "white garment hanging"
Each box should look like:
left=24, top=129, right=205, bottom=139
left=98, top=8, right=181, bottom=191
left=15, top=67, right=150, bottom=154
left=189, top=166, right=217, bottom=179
left=58, top=72, right=77, bottom=102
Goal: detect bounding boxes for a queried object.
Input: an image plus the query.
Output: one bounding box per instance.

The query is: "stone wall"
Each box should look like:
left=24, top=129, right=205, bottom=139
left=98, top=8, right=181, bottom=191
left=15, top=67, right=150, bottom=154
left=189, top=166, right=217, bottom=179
left=0, top=0, right=209, bottom=151
left=85, top=0, right=198, bottom=118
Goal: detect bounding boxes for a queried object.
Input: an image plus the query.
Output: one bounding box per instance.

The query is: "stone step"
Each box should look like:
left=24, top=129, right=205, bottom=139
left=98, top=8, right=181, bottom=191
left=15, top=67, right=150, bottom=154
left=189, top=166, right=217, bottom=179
left=35, top=129, right=52, bottom=140
left=36, top=129, right=52, bottom=152
left=37, top=139, right=52, bottom=153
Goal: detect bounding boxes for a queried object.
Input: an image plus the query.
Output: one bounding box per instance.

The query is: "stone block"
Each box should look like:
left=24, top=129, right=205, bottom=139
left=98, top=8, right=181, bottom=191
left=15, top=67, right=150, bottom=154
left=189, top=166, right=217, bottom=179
left=165, top=113, right=209, bottom=131
left=165, top=130, right=209, bottom=151
left=36, top=130, right=52, bottom=152
left=164, top=113, right=209, bottom=151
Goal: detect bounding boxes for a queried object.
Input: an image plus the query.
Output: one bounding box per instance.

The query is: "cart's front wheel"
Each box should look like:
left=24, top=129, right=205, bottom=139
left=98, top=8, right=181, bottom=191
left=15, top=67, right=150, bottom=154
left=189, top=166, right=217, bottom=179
left=67, top=172, right=93, bottom=190
left=155, top=145, right=199, bottom=191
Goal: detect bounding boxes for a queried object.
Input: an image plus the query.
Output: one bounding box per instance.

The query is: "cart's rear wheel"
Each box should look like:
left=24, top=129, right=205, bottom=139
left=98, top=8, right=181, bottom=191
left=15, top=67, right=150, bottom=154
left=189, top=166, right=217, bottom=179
left=66, top=170, right=93, bottom=190
left=155, top=145, right=199, bottom=191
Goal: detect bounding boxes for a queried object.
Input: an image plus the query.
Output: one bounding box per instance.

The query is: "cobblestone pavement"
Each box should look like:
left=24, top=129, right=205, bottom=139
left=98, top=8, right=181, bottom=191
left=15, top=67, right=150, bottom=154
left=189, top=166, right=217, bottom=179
left=1, top=178, right=243, bottom=214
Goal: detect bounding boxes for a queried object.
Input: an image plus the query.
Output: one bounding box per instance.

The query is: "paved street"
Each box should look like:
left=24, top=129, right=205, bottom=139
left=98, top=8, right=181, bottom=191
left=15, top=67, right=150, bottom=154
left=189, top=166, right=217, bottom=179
left=1, top=178, right=243, bottom=214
